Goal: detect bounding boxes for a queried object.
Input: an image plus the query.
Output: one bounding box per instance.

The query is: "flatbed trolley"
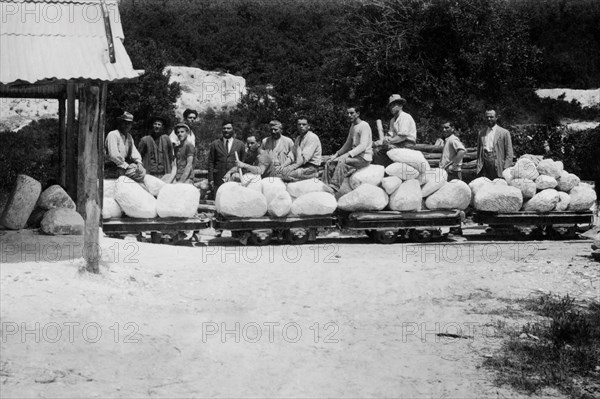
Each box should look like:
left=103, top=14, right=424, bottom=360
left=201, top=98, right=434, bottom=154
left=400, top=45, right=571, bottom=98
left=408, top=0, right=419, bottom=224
left=102, top=216, right=211, bottom=244
left=338, top=209, right=464, bottom=244
left=472, top=210, right=594, bottom=239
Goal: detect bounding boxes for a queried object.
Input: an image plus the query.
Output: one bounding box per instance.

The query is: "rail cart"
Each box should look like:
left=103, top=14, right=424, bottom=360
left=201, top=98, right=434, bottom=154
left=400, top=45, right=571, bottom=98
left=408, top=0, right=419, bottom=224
left=102, top=216, right=212, bottom=244
left=212, top=214, right=337, bottom=246
left=338, top=209, right=464, bottom=244
left=472, top=210, right=594, bottom=239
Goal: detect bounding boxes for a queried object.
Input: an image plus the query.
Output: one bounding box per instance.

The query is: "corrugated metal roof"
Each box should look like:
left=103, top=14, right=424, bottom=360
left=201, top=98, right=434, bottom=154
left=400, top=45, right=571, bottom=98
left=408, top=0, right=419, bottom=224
left=0, top=0, right=140, bottom=85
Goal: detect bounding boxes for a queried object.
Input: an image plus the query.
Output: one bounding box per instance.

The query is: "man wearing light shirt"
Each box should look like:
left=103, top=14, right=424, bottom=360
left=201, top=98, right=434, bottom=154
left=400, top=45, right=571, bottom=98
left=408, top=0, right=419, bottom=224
left=262, top=120, right=294, bottom=176
left=476, top=109, right=514, bottom=179
left=169, top=108, right=197, bottom=147
left=323, top=105, right=372, bottom=194
left=280, top=117, right=322, bottom=182
left=373, top=94, right=417, bottom=166
left=104, top=111, right=144, bottom=179
left=207, top=121, right=246, bottom=196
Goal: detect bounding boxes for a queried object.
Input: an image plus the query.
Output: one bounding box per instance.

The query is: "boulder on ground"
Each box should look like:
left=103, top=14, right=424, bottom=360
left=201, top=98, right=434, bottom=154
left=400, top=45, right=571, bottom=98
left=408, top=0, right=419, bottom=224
left=502, top=167, right=513, bottom=183
left=290, top=192, right=337, bottom=216
left=156, top=183, right=200, bottom=218
left=114, top=176, right=158, bottom=218
left=512, top=157, right=539, bottom=180
left=474, top=184, right=523, bottom=212
left=37, top=185, right=75, bottom=210
left=385, top=162, right=420, bottom=181
left=522, top=189, right=559, bottom=212
left=286, top=179, right=327, bottom=198
left=386, top=148, right=430, bottom=173
left=261, top=177, right=287, bottom=203
left=268, top=191, right=292, bottom=218
left=509, top=178, right=537, bottom=200
left=337, top=184, right=388, bottom=211
left=40, top=208, right=84, bottom=235
left=425, top=180, right=471, bottom=210
left=143, top=174, right=167, bottom=197
left=536, top=159, right=563, bottom=179
left=535, top=175, right=558, bottom=190
left=388, top=179, right=422, bottom=211
left=468, top=177, right=493, bottom=205
left=382, top=176, right=402, bottom=195
left=567, top=184, right=597, bottom=211
left=0, top=174, right=42, bottom=229
left=350, top=164, right=385, bottom=189
left=216, top=182, right=268, bottom=217
left=27, top=207, right=46, bottom=228
left=102, top=197, right=123, bottom=219
left=554, top=191, right=570, bottom=211
left=556, top=171, right=580, bottom=192
left=420, top=168, right=448, bottom=197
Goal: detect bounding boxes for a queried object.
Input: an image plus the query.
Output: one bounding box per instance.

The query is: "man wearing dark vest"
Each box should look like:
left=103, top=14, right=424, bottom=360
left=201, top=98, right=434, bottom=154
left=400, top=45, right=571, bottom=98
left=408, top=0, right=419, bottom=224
left=138, top=116, right=176, bottom=182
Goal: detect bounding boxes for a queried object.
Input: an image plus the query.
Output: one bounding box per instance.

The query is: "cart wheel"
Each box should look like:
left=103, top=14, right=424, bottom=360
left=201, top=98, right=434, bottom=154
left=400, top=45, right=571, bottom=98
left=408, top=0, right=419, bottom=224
left=151, top=232, right=163, bottom=244
left=548, top=225, right=577, bottom=240
left=249, top=230, right=273, bottom=246
left=397, top=229, right=408, bottom=242
left=374, top=230, right=398, bottom=244
left=410, top=229, right=431, bottom=243
left=285, top=228, right=310, bottom=245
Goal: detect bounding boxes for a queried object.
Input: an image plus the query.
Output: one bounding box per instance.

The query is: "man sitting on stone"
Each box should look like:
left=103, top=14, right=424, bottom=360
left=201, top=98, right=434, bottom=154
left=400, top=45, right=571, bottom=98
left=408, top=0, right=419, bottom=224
left=323, top=105, right=372, bottom=194
left=279, top=117, right=322, bottom=182
left=223, top=136, right=273, bottom=182
left=262, top=120, right=294, bottom=177
left=138, top=116, right=177, bottom=183
left=173, top=123, right=196, bottom=183
left=373, top=94, right=417, bottom=167
left=105, top=111, right=146, bottom=181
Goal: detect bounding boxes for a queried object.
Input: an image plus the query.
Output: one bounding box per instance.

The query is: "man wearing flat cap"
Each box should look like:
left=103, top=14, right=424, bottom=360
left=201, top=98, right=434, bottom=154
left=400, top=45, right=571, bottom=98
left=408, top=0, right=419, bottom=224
left=170, top=108, right=198, bottom=147
left=262, top=120, right=294, bottom=176
left=105, top=111, right=145, bottom=180
left=138, top=116, right=177, bottom=182
left=373, top=94, right=417, bottom=167
left=173, top=123, right=196, bottom=183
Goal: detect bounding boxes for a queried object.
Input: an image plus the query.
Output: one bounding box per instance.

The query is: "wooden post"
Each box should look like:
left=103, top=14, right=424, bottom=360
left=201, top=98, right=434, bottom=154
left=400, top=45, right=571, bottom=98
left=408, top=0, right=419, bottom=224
left=66, top=81, right=78, bottom=202
left=58, top=94, right=67, bottom=187
left=77, top=84, right=101, bottom=273
left=97, top=82, right=107, bottom=222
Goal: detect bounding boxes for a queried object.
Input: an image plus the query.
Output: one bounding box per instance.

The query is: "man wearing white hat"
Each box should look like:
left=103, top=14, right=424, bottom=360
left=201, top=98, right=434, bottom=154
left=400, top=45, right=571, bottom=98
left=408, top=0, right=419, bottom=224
left=373, top=94, right=417, bottom=166
left=105, top=111, right=145, bottom=180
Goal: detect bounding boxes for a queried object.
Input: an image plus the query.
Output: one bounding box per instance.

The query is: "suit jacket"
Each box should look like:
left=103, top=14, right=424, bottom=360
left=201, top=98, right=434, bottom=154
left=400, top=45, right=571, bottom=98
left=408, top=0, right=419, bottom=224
left=476, top=125, right=514, bottom=176
left=207, top=137, right=246, bottom=186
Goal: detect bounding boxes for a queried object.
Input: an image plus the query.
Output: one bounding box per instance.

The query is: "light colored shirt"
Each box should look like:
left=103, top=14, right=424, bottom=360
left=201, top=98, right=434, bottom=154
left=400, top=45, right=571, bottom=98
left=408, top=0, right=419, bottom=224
left=262, top=135, right=294, bottom=167
left=224, top=138, right=232, bottom=153
left=293, top=131, right=322, bottom=166
left=169, top=130, right=196, bottom=147
left=105, top=129, right=142, bottom=169
left=440, top=134, right=466, bottom=169
left=484, top=125, right=496, bottom=152
left=388, top=111, right=417, bottom=143
left=338, top=120, right=373, bottom=161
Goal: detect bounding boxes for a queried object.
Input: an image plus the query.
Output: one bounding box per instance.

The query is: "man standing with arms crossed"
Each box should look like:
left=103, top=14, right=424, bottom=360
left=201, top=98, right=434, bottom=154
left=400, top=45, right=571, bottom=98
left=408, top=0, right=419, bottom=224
left=476, top=108, right=513, bottom=179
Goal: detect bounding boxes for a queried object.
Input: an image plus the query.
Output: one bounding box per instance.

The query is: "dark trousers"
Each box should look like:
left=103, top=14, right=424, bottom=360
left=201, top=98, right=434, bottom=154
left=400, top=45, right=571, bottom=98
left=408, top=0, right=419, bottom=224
left=323, top=157, right=370, bottom=190
left=478, top=152, right=499, bottom=179
left=372, top=141, right=416, bottom=167
left=447, top=169, right=462, bottom=181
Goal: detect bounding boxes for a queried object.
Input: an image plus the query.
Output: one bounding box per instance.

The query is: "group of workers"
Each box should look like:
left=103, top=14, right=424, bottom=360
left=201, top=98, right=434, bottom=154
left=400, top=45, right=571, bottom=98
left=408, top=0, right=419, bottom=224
left=104, top=95, right=514, bottom=199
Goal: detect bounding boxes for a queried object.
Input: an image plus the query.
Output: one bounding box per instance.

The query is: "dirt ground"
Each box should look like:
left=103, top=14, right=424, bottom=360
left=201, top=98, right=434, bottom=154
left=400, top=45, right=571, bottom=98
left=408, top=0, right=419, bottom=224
left=1, top=228, right=598, bottom=398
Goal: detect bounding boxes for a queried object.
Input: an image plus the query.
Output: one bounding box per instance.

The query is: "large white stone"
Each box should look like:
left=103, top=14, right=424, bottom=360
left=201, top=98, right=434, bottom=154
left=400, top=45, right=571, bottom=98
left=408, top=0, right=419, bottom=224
left=556, top=171, right=580, bottom=192
left=102, top=197, right=123, bottom=219
left=386, top=148, right=430, bottom=173
left=384, top=162, right=420, bottom=181
left=37, top=185, right=75, bottom=210
left=509, top=178, right=537, bottom=200
left=420, top=168, right=448, bottom=197
left=104, top=179, right=117, bottom=198
left=143, top=174, right=167, bottom=197
left=511, top=158, right=539, bottom=180
left=0, top=174, right=42, bottom=230
left=468, top=177, right=493, bottom=206
left=156, top=183, right=200, bottom=218
left=493, top=178, right=507, bottom=186
left=568, top=185, right=597, bottom=211
left=536, top=159, right=563, bottom=179
left=286, top=179, right=327, bottom=198
left=554, top=191, right=570, bottom=211
left=388, top=179, right=422, bottom=211
left=350, top=164, right=385, bottom=189
left=40, top=208, right=84, bottom=235
left=535, top=175, right=558, bottom=190
left=425, top=180, right=471, bottom=210
left=290, top=192, right=337, bottom=216
left=337, top=184, right=388, bottom=211
left=114, top=176, right=158, bottom=218
left=474, top=185, right=523, bottom=212
left=268, top=191, right=292, bottom=218
left=522, top=189, right=559, bottom=212
left=518, top=154, right=543, bottom=166
left=216, top=182, right=268, bottom=217
left=502, top=167, right=513, bottom=183
left=381, top=176, right=402, bottom=195
left=261, top=177, right=287, bottom=203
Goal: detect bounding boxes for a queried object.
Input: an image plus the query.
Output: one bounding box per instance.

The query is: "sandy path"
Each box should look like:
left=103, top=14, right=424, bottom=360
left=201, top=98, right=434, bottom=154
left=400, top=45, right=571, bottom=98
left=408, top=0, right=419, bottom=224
left=1, top=234, right=597, bottom=398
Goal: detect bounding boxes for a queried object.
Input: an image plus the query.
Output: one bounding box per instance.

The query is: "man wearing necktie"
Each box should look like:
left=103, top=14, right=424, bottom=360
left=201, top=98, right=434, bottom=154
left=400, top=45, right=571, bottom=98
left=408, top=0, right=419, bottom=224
left=476, top=109, right=514, bottom=179
left=207, top=121, right=246, bottom=197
